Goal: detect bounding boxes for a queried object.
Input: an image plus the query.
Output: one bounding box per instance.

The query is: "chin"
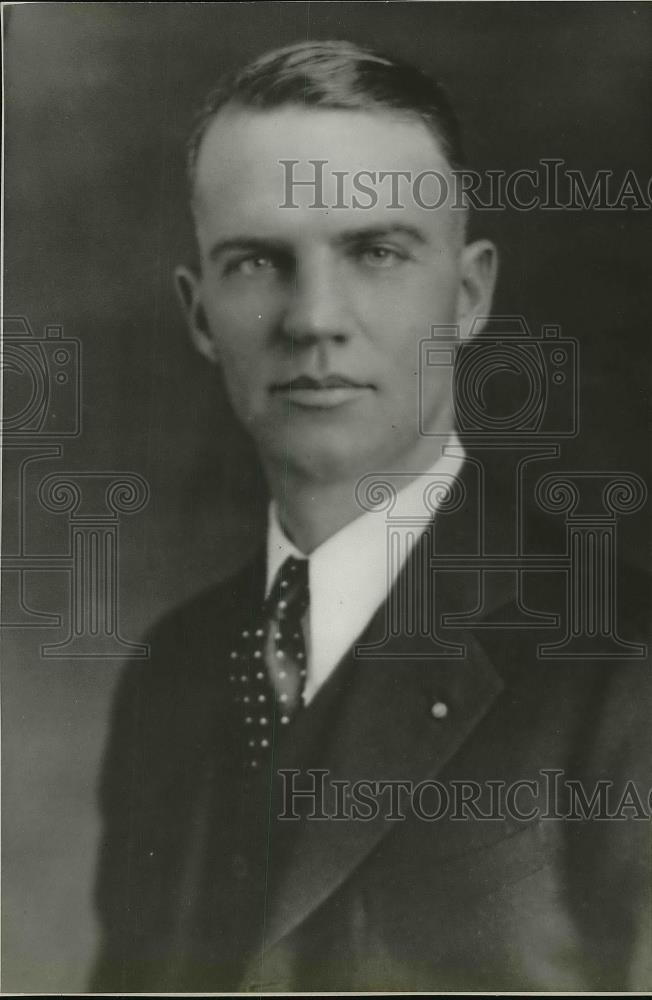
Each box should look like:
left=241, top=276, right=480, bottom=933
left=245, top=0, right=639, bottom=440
left=259, top=431, right=377, bottom=484
left=290, top=448, right=367, bottom=484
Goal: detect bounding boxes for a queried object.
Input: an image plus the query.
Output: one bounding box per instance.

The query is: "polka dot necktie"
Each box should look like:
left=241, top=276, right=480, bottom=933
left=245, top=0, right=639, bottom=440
left=229, top=556, right=310, bottom=771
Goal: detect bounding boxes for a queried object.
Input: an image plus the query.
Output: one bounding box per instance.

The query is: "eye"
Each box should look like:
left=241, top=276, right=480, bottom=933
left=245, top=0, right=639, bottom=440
left=228, top=254, right=278, bottom=277
left=357, top=245, right=407, bottom=268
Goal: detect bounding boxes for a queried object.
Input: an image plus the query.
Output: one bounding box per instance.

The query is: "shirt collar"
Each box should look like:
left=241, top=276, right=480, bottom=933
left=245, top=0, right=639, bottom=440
left=266, top=434, right=464, bottom=702
left=266, top=433, right=464, bottom=591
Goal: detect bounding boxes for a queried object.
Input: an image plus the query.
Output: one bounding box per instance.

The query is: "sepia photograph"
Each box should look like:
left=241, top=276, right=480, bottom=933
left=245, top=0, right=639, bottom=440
left=2, top=1, right=651, bottom=993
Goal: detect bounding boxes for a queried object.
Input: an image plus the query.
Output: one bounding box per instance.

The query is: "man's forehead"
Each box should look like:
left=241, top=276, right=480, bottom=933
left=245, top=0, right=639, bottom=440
left=195, top=105, right=449, bottom=170
left=192, top=106, right=456, bottom=234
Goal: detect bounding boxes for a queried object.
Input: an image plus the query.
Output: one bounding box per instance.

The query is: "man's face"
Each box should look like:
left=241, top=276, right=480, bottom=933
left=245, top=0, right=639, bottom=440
left=178, top=107, right=496, bottom=483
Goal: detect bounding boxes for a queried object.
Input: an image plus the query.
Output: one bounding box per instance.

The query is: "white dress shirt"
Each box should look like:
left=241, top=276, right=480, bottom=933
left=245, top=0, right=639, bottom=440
left=266, top=435, right=465, bottom=705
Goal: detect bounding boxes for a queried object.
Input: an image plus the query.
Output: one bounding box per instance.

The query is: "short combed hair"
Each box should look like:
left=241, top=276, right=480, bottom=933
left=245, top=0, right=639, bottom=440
left=186, top=40, right=465, bottom=194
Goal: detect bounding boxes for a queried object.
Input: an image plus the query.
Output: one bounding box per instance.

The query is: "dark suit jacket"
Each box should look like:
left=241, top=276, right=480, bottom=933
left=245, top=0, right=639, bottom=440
left=91, top=456, right=651, bottom=992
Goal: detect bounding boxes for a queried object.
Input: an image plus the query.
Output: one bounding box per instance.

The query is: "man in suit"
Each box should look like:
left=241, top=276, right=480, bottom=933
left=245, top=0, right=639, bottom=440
left=92, top=41, right=651, bottom=992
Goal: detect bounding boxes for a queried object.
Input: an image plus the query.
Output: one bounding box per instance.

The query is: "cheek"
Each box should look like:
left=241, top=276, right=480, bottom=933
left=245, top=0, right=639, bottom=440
left=371, top=272, right=458, bottom=343
left=201, top=305, right=271, bottom=417
left=203, top=272, right=285, bottom=322
left=367, top=304, right=437, bottom=369
left=368, top=278, right=458, bottom=400
left=204, top=298, right=268, bottom=368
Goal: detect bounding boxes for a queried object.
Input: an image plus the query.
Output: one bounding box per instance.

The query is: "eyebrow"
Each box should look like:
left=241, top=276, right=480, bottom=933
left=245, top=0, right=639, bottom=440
left=336, top=224, right=428, bottom=247
left=208, top=237, right=288, bottom=262
left=207, top=224, right=428, bottom=262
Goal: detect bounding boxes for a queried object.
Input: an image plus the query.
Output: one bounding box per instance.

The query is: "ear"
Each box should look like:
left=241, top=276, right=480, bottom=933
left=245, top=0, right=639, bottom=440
left=174, top=265, right=220, bottom=364
left=455, top=239, right=498, bottom=339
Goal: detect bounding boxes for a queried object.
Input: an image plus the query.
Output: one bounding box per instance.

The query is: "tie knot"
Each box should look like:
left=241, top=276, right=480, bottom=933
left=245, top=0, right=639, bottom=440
left=264, top=556, right=309, bottom=620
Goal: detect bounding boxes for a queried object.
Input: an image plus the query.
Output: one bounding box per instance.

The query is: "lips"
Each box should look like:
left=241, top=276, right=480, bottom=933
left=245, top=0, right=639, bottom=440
left=272, top=375, right=372, bottom=391
left=270, top=374, right=374, bottom=409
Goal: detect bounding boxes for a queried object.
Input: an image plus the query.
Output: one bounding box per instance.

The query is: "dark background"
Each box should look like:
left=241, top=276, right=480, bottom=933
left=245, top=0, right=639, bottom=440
left=3, top=2, right=650, bottom=991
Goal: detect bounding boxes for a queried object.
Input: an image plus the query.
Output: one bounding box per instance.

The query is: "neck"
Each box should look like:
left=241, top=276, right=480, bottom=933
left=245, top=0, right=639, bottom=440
left=268, top=475, right=366, bottom=553
left=263, top=435, right=456, bottom=554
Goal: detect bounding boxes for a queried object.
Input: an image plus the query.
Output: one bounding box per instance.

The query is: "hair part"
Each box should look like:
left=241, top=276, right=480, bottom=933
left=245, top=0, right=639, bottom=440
left=187, top=40, right=465, bottom=186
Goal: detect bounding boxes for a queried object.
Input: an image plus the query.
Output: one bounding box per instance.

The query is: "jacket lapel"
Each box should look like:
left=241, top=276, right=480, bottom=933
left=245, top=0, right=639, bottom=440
left=261, top=634, right=503, bottom=956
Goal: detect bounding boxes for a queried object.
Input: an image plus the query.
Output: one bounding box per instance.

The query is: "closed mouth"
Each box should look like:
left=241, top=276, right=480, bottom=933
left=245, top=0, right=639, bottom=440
left=271, top=375, right=374, bottom=392
left=270, top=374, right=375, bottom=409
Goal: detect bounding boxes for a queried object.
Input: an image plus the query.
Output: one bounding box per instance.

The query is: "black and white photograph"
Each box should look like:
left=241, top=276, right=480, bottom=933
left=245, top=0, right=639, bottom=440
left=2, top=2, right=651, bottom=993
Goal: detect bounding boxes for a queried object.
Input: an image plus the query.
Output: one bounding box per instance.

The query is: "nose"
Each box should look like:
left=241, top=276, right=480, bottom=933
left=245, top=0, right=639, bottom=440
left=278, top=256, right=353, bottom=347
